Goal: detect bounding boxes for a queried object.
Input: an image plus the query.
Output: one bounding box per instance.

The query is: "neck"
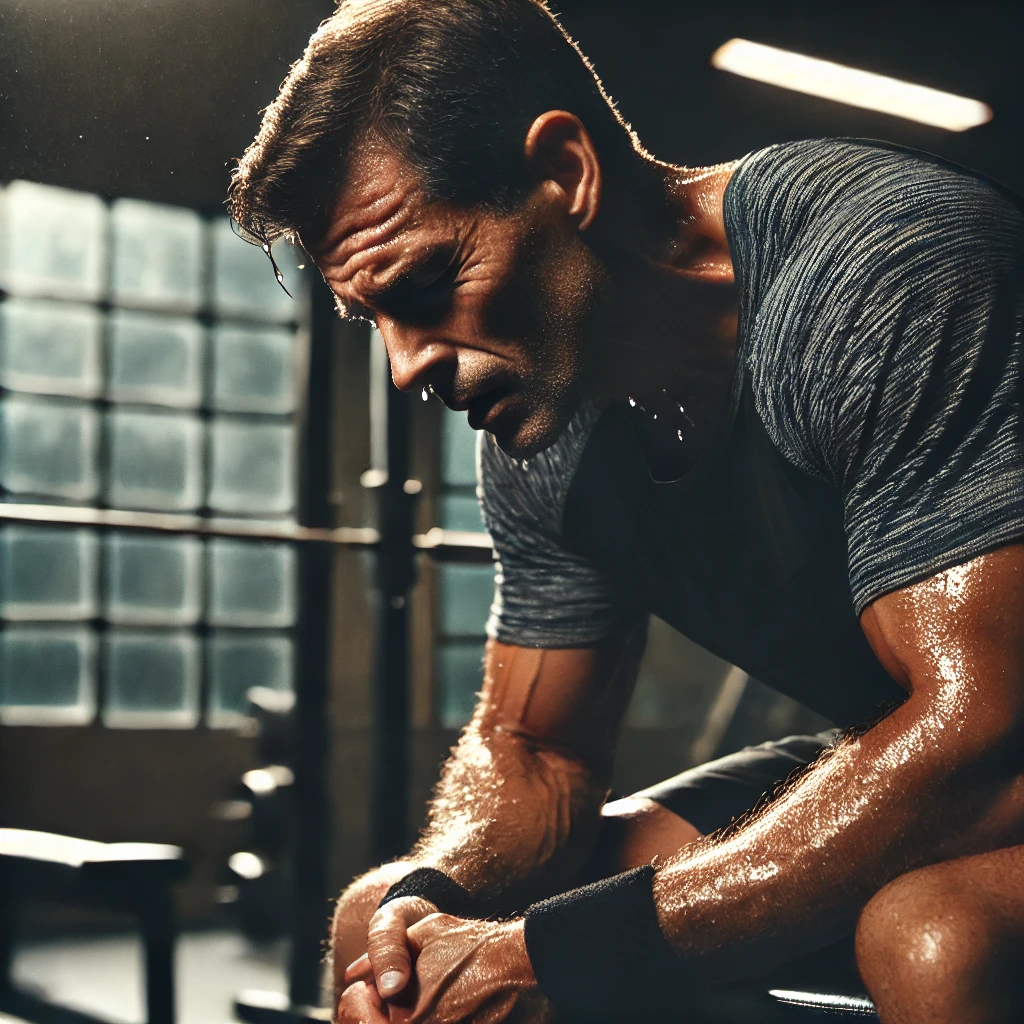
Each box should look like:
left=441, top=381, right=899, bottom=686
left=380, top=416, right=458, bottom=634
left=590, top=157, right=740, bottom=401
left=584, top=156, right=741, bottom=478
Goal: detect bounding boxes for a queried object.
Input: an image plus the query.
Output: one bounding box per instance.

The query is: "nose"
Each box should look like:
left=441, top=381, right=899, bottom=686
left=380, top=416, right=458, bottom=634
left=379, top=320, right=456, bottom=393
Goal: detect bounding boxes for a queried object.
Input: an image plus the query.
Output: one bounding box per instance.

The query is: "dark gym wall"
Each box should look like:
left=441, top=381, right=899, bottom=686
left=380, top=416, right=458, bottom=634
left=0, top=0, right=332, bottom=210
left=555, top=2, right=1024, bottom=194
left=3, top=1, right=1023, bottom=207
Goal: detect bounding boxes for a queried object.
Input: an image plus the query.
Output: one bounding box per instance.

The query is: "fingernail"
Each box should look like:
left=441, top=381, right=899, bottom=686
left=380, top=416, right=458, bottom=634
left=379, top=971, right=403, bottom=995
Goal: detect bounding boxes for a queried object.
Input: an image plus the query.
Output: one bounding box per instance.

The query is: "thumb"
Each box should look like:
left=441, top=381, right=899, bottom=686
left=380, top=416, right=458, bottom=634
left=366, top=897, right=437, bottom=999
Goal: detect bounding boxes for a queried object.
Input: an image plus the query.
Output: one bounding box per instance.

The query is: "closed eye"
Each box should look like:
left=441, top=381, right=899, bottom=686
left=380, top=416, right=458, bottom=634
left=377, top=260, right=461, bottom=323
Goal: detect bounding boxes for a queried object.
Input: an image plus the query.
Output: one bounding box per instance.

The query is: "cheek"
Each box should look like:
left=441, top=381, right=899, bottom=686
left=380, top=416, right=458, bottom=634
left=474, top=269, right=546, bottom=351
left=490, top=245, right=600, bottom=370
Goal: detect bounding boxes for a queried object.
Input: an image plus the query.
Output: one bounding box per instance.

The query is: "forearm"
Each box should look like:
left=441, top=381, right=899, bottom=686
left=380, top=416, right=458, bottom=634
left=652, top=695, right=1024, bottom=980
left=330, top=717, right=604, bottom=990
left=332, top=630, right=642, bottom=995
left=408, top=632, right=643, bottom=908
left=410, top=715, right=608, bottom=909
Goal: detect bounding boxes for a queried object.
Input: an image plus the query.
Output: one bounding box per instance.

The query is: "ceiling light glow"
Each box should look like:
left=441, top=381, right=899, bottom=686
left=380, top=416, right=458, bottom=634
left=711, top=38, right=992, bottom=132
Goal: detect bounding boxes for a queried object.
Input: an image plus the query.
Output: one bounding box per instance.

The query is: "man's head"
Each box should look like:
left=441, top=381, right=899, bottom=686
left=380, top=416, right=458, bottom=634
left=229, top=0, right=658, bottom=456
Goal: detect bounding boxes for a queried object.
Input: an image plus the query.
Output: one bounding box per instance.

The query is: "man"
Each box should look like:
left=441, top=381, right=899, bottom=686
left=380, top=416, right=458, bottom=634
left=228, top=1, right=1024, bottom=1021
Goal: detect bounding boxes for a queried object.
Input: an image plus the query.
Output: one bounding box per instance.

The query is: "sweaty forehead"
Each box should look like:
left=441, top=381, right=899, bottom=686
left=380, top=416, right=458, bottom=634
left=309, top=146, right=431, bottom=271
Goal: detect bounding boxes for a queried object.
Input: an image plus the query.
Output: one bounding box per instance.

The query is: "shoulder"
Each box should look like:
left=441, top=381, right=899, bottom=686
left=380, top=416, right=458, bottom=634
left=733, top=139, right=1024, bottom=479
left=731, top=137, right=1024, bottom=216
left=729, top=138, right=1023, bottom=285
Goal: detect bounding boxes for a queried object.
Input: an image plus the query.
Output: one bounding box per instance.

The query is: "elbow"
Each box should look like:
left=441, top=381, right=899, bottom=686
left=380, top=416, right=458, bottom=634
left=901, top=670, right=1024, bottom=772
left=897, top=687, right=1024, bottom=838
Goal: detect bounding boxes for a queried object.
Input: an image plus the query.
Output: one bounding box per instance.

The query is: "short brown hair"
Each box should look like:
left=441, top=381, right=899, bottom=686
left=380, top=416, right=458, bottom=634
left=227, top=0, right=645, bottom=247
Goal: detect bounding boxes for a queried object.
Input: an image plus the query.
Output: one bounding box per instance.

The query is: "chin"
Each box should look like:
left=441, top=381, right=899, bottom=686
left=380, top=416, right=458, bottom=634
left=489, top=398, right=577, bottom=461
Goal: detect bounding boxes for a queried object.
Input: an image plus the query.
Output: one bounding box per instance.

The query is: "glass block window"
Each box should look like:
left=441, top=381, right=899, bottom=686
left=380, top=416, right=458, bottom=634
left=104, top=630, right=201, bottom=728
left=0, top=396, right=100, bottom=501
left=0, top=527, right=99, bottom=621
left=110, top=199, right=204, bottom=314
left=104, top=533, right=203, bottom=626
left=207, top=540, right=297, bottom=628
left=0, top=180, right=304, bottom=727
left=0, top=299, right=103, bottom=398
left=207, top=417, right=296, bottom=516
left=207, top=631, right=294, bottom=728
left=0, top=627, right=96, bottom=725
left=0, top=181, right=106, bottom=303
left=106, top=409, right=204, bottom=511
left=106, top=311, right=204, bottom=408
left=434, top=410, right=492, bottom=728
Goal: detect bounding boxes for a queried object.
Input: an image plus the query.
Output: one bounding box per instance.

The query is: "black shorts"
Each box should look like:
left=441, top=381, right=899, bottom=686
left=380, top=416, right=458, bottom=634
left=634, top=730, right=842, bottom=835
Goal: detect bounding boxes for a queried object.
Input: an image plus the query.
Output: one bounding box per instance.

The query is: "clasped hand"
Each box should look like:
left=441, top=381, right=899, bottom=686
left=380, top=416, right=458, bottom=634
left=337, top=897, right=550, bottom=1024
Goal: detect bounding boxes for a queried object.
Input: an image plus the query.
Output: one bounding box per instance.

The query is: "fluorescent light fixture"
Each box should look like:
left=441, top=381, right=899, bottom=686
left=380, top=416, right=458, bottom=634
left=711, top=38, right=992, bottom=132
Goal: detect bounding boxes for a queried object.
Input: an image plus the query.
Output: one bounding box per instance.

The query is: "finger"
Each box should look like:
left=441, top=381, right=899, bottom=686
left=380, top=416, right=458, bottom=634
left=336, top=981, right=387, bottom=1024
left=366, top=898, right=436, bottom=999
left=405, top=911, right=450, bottom=951
left=343, top=953, right=373, bottom=986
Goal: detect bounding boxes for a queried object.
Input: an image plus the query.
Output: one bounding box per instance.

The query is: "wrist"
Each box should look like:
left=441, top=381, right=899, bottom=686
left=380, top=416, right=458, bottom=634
left=378, top=865, right=482, bottom=918
left=523, top=865, right=693, bottom=1021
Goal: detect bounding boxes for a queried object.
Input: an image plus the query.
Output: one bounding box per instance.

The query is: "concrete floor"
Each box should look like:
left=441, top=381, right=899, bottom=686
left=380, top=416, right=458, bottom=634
left=12, top=931, right=289, bottom=1024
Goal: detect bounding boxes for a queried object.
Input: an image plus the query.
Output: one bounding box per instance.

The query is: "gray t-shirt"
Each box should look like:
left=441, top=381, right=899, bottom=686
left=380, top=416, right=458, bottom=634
left=478, top=139, right=1024, bottom=724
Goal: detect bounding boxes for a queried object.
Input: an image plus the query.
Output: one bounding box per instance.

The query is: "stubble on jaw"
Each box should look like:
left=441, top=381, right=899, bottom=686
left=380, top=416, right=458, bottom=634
left=484, top=207, right=612, bottom=460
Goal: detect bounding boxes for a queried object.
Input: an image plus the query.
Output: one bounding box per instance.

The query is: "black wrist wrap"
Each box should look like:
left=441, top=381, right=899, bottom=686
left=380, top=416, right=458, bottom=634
left=523, top=865, right=690, bottom=1022
left=377, top=867, right=481, bottom=918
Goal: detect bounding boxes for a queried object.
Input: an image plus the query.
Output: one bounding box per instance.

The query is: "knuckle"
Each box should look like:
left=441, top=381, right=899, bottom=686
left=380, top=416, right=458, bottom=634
left=367, top=935, right=407, bottom=962
left=367, top=916, right=399, bottom=942
left=367, top=905, right=392, bottom=930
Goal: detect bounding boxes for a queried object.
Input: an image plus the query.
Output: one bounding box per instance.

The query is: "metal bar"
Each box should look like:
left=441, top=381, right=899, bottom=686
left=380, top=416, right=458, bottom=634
left=0, top=501, right=378, bottom=546
left=370, top=377, right=417, bottom=862
left=0, top=988, right=118, bottom=1024
left=286, top=280, right=336, bottom=1008
left=140, top=890, right=176, bottom=1024
left=689, top=666, right=750, bottom=766
left=413, top=527, right=494, bottom=564
left=0, top=503, right=493, bottom=562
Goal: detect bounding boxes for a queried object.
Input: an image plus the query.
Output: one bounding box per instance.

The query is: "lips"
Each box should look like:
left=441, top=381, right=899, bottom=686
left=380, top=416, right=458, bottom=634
left=466, top=386, right=511, bottom=430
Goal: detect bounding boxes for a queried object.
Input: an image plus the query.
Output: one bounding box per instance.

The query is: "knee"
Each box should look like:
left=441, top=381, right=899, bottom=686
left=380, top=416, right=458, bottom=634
left=856, top=867, right=998, bottom=1021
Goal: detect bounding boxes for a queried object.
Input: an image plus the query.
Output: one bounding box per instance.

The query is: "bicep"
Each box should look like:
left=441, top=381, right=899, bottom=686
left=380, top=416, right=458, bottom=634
left=475, top=628, right=646, bottom=773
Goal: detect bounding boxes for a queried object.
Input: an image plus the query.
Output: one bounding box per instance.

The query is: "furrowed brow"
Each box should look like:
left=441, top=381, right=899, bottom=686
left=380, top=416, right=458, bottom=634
left=359, top=244, right=458, bottom=306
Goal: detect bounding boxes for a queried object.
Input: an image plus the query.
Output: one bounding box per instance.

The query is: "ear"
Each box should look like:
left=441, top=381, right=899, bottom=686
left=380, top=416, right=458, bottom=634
left=523, top=111, right=602, bottom=231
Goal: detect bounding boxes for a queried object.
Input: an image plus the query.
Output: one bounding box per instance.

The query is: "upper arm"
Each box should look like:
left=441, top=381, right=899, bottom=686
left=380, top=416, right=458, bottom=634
left=860, top=543, right=1024, bottom=745
left=474, top=631, right=647, bottom=777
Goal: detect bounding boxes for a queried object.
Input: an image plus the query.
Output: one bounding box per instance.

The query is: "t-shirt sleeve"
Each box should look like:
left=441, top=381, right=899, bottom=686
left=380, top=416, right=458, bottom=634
left=477, top=412, right=638, bottom=647
left=744, top=142, right=1024, bottom=612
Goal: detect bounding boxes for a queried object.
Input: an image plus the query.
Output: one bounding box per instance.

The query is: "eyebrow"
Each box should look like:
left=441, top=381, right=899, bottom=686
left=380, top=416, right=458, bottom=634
left=333, top=243, right=458, bottom=323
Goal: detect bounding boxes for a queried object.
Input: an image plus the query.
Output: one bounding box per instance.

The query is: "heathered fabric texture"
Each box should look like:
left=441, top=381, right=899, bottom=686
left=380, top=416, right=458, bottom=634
left=730, top=140, right=1024, bottom=612
left=479, top=138, right=1024, bottom=648
left=477, top=399, right=617, bottom=646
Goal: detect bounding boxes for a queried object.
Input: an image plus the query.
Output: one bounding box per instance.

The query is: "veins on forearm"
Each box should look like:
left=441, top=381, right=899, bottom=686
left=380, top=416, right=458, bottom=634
left=411, top=717, right=606, bottom=909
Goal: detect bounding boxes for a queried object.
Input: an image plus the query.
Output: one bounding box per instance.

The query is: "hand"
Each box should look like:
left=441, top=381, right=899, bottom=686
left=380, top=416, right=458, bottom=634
left=345, top=896, right=440, bottom=1001
left=336, top=980, right=390, bottom=1024
left=344, top=915, right=550, bottom=1024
